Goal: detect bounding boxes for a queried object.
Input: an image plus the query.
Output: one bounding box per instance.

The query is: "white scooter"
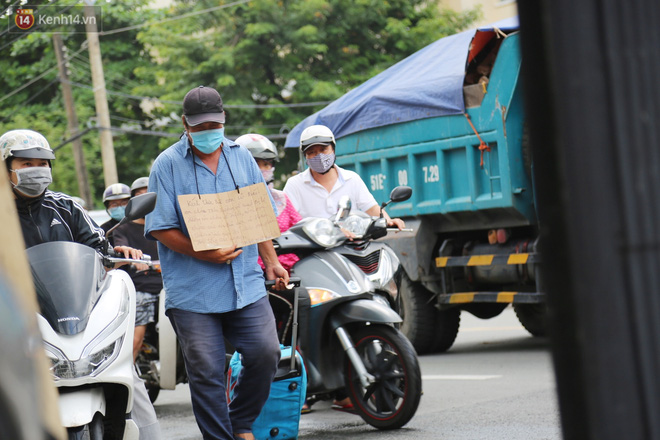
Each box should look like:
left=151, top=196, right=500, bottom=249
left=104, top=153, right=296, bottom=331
left=27, top=193, right=157, bottom=440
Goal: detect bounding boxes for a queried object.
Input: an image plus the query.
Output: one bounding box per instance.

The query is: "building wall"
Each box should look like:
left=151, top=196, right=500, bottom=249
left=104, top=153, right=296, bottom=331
left=441, top=0, right=517, bottom=27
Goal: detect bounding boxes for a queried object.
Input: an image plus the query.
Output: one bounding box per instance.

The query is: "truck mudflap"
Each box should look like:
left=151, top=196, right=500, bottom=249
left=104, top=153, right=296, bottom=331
left=437, top=291, right=545, bottom=304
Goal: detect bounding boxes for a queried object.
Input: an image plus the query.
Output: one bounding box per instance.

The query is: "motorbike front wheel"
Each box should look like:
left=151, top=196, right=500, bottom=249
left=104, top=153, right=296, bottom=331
left=66, top=412, right=104, bottom=440
left=344, top=325, right=422, bottom=430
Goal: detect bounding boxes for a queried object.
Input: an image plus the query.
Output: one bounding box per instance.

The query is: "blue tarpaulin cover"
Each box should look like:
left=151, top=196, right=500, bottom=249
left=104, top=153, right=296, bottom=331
left=284, top=16, right=519, bottom=148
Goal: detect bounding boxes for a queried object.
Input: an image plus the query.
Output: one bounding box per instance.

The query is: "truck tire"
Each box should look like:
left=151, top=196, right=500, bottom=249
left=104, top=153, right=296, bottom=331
left=428, top=307, right=461, bottom=353
left=513, top=303, right=547, bottom=337
left=398, top=273, right=438, bottom=354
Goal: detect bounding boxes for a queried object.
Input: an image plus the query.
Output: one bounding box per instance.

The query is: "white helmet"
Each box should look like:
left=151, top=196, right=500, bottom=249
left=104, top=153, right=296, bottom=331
left=299, top=125, right=335, bottom=153
left=0, top=129, right=55, bottom=162
left=235, top=133, right=278, bottom=161
left=130, top=176, right=149, bottom=196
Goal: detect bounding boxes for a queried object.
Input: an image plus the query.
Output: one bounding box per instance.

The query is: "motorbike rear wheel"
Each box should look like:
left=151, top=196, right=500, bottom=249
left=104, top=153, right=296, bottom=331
left=344, top=325, right=422, bottom=430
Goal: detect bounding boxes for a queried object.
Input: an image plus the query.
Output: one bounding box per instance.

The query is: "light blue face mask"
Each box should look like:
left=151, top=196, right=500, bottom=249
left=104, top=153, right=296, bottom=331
left=108, top=206, right=126, bottom=222
left=189, top=128, right=225, bottom=154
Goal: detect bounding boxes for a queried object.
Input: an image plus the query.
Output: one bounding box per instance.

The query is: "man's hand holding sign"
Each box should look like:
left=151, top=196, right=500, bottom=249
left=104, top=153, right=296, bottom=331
left=178, top=182, right=288, bottom=290
left=178, top=183, right=281, bottom=251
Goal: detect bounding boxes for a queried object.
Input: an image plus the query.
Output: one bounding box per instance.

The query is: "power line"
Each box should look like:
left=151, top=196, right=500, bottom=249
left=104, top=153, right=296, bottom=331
left=98, top=0, right=252, bottom=36
left=0, top=44, right=87, bottom=104
left=107, top=125, right=180, bottom=138
left=63, top=79, right=332, bottom=109
left=110, top=114, right=182, bottom=128
left=52, top=122, right=288, bottom=151
left=109, top=114, right=292, bottom=133
left=0, top=66, right=58, bottom=104
left=0, top=78, right=59, bottom=123
left=51, top=124, right=180, bottom=151
left=69, top=52, right=145, bottom=92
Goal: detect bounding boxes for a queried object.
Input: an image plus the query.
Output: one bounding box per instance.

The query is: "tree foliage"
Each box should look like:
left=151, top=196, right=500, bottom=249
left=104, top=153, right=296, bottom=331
left=0, top=0, right=161, bottom=208
left=0, top=0, right=479, bottom=204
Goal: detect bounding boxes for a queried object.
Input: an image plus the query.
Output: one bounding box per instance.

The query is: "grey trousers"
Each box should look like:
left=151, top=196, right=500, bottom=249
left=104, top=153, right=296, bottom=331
left=132, top=367, right=162, bottom=440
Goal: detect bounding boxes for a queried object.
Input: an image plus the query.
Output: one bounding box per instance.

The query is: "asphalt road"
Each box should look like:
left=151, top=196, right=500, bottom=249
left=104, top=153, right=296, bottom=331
left=154, top=307, right=562, bottom=440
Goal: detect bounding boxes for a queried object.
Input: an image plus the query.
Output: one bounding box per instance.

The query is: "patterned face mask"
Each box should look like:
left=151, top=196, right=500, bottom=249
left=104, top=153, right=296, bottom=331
left=306, top=152, right=335, bottom=174
left=10, top=166, right=52, bottom=197
left=261, top=167, right=275, bottom=187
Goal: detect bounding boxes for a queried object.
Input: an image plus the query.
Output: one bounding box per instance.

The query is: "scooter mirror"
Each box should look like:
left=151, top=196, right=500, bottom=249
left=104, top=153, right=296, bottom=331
left=335, top=196, right=352, bottom=223
left=124, top=192, right=157, bottom=222
left=389, top=186, right=412, bottom=203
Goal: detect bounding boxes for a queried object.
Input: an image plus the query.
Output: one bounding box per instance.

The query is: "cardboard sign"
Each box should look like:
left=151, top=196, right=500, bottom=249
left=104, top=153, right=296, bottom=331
left=178, top=183, right=280, bottom=251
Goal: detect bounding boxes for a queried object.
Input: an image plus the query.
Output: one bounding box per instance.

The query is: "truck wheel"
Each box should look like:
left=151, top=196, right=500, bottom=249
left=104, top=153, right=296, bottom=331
left=428, top=307, right=461, bottom=353
left=398, top=273, right=438, bottom=354
left=513, top=304, right=547, bottom=337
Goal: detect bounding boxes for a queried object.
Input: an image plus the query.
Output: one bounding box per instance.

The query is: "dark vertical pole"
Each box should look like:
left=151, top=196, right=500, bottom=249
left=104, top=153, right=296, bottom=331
left=518, top=1, right=660, bottom=439
left=53, top=34, right=93, bottom=207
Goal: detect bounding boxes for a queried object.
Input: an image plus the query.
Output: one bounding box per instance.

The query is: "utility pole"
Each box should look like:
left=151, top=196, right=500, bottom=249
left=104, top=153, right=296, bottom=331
left=83, top=3, right=118, bottom=187
left=52, top=34, right=93, bottom=207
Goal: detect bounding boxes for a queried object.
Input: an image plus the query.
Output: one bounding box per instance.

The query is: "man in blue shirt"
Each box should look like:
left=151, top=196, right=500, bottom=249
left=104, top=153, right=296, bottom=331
left=145, top=86, right=289, bottom=440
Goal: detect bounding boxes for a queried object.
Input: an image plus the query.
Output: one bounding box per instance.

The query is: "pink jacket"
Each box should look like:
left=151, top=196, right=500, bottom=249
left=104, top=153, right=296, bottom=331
left=259, top=191, right=301, bottom=272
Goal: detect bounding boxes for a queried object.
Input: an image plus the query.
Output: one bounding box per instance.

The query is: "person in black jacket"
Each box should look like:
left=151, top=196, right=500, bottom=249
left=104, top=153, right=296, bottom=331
left=114, top=176, right=163, bottom=361
left=1, top=128, right=162, bottom=440
left=1, top=129, right=135, bottom=257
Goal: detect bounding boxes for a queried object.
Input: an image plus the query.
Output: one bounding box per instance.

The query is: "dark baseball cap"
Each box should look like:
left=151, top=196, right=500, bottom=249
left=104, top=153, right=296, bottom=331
left=182, top=85, right=226, bottom=126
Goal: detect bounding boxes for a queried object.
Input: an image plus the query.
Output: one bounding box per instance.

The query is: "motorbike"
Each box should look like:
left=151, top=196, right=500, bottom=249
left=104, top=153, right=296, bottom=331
left=334, top=186, right=413, bottom=313
left=28, top=192, right=157, bottom=440
left=272, top=186, right=422, bottom=430
left=135, top=285, right=187, bottom=403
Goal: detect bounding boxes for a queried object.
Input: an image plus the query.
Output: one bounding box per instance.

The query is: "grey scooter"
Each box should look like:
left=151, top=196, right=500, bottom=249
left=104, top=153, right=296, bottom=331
left=273, top=188, right=421, bottom=430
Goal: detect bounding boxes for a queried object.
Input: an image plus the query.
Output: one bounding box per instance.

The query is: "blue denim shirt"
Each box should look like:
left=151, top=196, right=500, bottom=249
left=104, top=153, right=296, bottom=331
left=145, top=135, right=275, bottom=313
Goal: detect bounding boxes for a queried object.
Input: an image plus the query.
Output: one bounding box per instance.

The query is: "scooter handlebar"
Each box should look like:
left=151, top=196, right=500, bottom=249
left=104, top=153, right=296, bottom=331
left=105, top=256, right=154, bottom=266
left=265, top=276, right=301, bottom=290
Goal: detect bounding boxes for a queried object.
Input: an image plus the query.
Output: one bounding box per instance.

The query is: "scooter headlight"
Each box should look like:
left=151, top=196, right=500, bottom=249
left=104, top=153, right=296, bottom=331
left=44, top=287, right=130, bottom=380
left=45, top=337, right=123, bottom=379
left=303, top=218, right=344, bottom=247
left=341, top=215, right=372, bottom=238
left=308, top=288, right=341, bottom=306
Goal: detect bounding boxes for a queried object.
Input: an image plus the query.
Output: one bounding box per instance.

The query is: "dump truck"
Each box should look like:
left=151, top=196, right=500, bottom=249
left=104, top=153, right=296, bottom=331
left=285, top=17, right=543, bottom=353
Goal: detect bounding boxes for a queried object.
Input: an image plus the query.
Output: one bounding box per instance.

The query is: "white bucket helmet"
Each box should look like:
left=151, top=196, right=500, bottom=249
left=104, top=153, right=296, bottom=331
left=0, top=129, right=55, bottom=162
left=130, top=176, right=149, bottom=197
left=235, top=133, right=279, bottom=161
left=299, top=125, right=336, bottom=153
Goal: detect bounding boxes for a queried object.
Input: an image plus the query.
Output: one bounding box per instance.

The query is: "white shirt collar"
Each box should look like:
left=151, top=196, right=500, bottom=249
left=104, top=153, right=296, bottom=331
left=303, top=164, right=353, bottom=186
